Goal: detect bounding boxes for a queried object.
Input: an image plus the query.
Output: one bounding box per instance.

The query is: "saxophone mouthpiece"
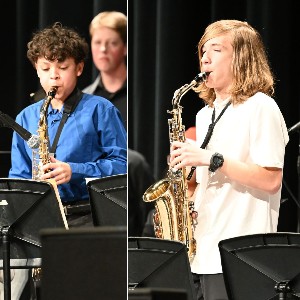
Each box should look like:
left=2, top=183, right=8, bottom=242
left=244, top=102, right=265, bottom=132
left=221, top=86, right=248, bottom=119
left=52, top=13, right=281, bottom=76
left=192, top=72, right=209, bottom=86
left=47, top=87, right=58, bottom=98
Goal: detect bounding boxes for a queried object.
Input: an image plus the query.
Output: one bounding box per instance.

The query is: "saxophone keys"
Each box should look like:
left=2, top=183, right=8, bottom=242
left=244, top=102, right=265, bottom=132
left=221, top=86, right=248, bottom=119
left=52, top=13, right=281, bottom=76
left=153, top=210, right=160, bottom=225
left=153, top=210, right=163, bottom=238
left=155, top=228, right=163, bottom=239
left=191, top=210, right=198, bottom=227
left=191, top=210, right=198, bottom=220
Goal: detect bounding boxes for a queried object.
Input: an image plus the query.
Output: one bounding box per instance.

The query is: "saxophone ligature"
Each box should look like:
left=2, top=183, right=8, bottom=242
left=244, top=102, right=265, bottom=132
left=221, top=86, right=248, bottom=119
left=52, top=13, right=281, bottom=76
left=143, top=72, right=208, bottom=260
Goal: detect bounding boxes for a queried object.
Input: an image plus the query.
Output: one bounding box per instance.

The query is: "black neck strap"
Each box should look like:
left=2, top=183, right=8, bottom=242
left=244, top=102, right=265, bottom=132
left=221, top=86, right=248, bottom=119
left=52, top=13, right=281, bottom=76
left=187, top=101, right=231, bottom=180
left=49, top=87, right=83, bottom=155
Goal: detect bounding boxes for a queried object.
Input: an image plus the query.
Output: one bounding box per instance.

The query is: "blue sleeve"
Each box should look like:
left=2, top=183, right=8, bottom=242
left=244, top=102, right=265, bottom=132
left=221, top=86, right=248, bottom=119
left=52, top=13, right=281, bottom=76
left=68, top=104, right=127, bottom=179
left=8, top=115, right=33, bottom=179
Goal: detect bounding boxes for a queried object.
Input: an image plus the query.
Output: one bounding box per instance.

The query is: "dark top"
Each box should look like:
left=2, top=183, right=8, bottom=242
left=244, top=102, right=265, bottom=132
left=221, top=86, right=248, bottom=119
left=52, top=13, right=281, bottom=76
left=128, top=148, right=155, bottom=236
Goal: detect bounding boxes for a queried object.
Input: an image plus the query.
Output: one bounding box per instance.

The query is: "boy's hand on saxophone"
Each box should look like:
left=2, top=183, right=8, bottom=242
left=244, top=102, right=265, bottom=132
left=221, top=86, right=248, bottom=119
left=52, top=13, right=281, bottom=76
left=41, top=156, right=72, bottom=185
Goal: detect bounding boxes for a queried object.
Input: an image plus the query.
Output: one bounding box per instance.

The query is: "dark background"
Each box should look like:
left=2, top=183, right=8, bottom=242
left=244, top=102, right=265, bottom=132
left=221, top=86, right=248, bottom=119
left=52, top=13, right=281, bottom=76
left=0, top=0, right=126, bottom=176
left=128, top=0, right=300, bottom=232
left=1, top=0, right=299, bottom=233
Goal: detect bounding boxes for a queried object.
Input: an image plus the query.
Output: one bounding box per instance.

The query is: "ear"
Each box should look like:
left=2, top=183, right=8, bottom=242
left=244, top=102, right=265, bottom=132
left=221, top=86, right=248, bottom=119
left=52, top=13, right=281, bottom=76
left=76, top=62, right=84, bottom=77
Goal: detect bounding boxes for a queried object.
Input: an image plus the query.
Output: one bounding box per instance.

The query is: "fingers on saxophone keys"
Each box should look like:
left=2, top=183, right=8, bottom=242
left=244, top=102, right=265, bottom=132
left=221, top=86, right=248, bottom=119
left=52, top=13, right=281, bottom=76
left=170, top=140, right=182, bottom=151
left=169, top=156, right=177, bottom=169
left=170, top=141, right=182, bottom=161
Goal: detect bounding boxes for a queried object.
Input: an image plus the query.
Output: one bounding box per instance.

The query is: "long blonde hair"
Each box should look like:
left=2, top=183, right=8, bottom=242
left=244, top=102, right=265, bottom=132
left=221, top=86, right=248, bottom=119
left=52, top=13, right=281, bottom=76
left=194, top=20, right=274, bottom=107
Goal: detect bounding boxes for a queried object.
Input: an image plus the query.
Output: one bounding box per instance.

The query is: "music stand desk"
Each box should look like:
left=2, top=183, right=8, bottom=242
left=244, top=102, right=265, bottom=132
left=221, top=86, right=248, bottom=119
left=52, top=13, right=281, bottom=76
left=40, top=226, right=127, bottom=300
left=87, top=174, right=127, bottom=226
left=128, top=237, right=196, bottom=300
left=219, top=232, right=300, bottom=300
left=0, top=178, right=67, bottom=300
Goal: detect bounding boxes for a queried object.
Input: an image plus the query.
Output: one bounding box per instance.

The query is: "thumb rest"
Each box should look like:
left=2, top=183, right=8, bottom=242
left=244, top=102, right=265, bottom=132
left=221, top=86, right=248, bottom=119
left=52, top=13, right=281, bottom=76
left=143, top=72, right=208, bottom=260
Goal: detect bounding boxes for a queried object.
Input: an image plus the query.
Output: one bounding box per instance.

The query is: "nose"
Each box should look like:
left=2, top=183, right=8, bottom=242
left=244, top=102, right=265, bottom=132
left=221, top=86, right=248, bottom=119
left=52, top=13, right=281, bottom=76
left=100, top=44, right=107, bottom=52
left=50, top=68, right=60, bottom=79
left=201, top=52, right=210, bottom=65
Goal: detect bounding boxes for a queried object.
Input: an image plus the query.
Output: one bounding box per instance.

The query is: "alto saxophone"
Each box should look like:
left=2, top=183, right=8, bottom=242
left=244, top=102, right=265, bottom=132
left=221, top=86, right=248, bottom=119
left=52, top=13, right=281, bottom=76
left=143, top=72, right=208, bottom=260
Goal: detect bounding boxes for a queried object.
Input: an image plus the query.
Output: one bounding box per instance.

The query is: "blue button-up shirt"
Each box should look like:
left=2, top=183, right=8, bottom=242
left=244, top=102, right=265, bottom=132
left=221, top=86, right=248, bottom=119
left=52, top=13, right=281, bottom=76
left=9, top=92, right=127, bottom=203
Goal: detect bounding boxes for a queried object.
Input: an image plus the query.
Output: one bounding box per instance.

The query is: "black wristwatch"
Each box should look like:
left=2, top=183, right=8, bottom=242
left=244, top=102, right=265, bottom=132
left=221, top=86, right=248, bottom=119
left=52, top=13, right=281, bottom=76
left=209, top=152, right=224, bottom=172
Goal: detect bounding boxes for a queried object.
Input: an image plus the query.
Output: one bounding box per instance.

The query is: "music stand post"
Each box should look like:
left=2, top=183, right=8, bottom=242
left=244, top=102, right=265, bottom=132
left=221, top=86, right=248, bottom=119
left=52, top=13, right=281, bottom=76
left=1, top=227, right=12, bottom=300
left=297, top=133, right=300, bottom=233
left=286, top=122, right=300, bottom=232
left=0, top=178, right=67, bottom=300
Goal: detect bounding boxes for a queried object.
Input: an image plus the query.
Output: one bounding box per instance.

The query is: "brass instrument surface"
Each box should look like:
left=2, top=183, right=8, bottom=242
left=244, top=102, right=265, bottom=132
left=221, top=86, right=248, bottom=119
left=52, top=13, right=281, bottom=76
left=143, top=72, right=208, bottom=260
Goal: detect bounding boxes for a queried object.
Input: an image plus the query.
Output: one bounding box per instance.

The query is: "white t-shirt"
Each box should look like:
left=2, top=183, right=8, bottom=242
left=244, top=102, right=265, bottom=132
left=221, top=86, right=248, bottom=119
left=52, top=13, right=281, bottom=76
left=191, top=92, right=289, bottom=274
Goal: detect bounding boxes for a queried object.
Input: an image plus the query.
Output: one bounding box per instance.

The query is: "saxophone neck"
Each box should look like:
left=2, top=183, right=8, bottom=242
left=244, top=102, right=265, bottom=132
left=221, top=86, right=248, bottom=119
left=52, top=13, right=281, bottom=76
left=172, top=84, right=191, bottom=106
left=172, top=72, right=208, bottom=106
left=40, top=87, right=58, bottom=119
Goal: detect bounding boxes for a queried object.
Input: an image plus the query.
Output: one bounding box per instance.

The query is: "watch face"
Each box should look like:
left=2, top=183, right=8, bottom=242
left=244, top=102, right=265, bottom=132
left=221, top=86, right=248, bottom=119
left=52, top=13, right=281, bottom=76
left=209, top=153, right=224, bottom=172
left=213, top=155, right=222, bottom=166
left=213, top=153, right=224, bottom=168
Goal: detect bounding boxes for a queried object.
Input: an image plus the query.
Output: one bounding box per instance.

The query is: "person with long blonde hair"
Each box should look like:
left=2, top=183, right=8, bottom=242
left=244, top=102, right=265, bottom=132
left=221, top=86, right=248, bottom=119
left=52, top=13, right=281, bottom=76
left=169, top=20, right=289, bottom=300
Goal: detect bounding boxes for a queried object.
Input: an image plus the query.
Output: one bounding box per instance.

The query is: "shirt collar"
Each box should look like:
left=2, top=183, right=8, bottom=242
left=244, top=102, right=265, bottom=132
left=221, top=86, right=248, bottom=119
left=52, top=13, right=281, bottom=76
left=213, top=97, right=231, bottom=109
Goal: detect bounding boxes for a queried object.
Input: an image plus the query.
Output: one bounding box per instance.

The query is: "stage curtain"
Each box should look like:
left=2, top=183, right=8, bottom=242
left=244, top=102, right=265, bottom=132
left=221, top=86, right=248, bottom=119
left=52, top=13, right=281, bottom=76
left=128, top=0, right=299, bottom=232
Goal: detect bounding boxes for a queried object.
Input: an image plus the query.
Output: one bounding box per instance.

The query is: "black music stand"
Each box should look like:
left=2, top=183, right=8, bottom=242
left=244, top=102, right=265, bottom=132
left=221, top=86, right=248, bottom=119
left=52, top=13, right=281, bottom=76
left=218, top=232, right=300, bottom=300
left=128, top=237, right=196, bottom=300
left=0, top=178, right=67, bottom=300
left=129, top=287, right=188, bottom=299
left=87, top=174, right=127, bottom=226
left=40, top=226, right=127, bottom=300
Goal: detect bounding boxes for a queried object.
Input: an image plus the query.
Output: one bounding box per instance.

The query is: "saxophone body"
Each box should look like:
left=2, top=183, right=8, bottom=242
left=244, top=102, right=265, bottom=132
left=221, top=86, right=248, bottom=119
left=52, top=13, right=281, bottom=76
left=32, top=87, right=57, bottom=180
left=143, top=72, right=208, bottom=260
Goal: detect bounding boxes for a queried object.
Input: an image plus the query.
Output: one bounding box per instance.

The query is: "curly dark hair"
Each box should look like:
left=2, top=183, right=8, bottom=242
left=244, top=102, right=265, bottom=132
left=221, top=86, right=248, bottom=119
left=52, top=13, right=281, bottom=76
left=27, top=22, right=89, bottom=66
